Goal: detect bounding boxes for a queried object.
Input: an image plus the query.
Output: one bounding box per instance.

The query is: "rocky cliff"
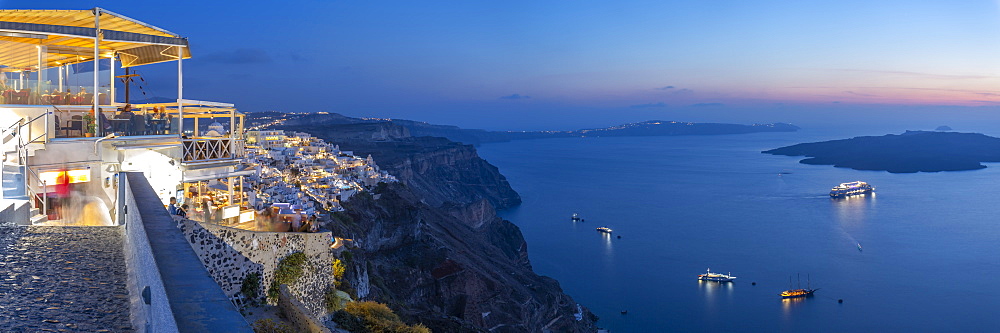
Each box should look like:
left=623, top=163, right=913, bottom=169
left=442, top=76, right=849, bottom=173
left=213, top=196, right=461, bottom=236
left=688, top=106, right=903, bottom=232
left=282, top=120, right=594, bottom=332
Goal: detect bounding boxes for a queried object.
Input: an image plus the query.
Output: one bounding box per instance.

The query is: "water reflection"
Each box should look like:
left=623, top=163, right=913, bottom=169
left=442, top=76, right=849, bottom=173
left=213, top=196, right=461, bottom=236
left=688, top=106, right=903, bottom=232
left=698, top=280, right=735, bottom=293
left=831, top=193, right=875, bottom=245
left=832, top=193, right=875, bottom=226
left=781, top=296, right=809, bottom=319
left=698, top=280, right=734, bottom=311
left=601, top=232, right=614, bottom=258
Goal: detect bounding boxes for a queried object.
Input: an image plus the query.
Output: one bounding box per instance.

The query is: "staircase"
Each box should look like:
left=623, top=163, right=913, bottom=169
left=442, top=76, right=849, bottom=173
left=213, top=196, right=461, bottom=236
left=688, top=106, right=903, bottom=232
left=0, top=112, right=51, bottom=225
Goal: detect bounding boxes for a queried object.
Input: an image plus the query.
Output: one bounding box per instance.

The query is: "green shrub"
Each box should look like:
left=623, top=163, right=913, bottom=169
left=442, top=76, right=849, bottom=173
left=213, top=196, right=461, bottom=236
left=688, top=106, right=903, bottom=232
left=267, top=252, right=307, bottom=302
left=251, top=318, right=294, bottom=333
left=333, top=258, right=346, bottom=280
left=341, top=250, right=353, bottom=262
left=332, top=211, right=355, bottom=225
left=374, top=182, right=389, bottom=194
left=241, top=272, right=261, bottom=304
left=324, top=288, right=353, bottom=312
left=332, top=301, right=431, bottom=333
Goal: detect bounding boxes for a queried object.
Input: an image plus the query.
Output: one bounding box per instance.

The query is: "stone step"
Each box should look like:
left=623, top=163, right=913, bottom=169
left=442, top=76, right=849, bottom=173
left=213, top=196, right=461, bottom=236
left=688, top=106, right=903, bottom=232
left=2, top=164, right=26, bottom=199
left=1, top=132, right=15, bottom=145
left=25, top=143, right=45, bottom=157
left=30, top=213, right=47, bottom=225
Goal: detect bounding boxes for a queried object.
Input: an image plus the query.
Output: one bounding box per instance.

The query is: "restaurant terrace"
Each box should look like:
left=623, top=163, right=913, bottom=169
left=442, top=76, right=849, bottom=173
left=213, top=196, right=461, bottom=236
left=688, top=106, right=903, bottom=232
left=0, top=8, right=248, bottom=225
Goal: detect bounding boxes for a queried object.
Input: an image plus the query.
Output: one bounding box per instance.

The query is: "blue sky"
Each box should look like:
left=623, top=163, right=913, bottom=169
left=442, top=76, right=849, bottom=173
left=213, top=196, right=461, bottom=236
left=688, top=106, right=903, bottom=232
left=6, top=0, right=1000, bottom=130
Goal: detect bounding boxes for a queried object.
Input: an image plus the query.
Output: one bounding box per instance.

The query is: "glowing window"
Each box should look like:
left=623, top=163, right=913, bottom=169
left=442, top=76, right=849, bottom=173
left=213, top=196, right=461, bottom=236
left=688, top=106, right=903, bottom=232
left=38, top=169, right=90, bottom=185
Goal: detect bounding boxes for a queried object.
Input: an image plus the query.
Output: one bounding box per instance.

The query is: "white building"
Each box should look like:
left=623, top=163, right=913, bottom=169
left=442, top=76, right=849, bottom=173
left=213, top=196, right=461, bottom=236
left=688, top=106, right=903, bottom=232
left=0, top=8, right=252, bottom=225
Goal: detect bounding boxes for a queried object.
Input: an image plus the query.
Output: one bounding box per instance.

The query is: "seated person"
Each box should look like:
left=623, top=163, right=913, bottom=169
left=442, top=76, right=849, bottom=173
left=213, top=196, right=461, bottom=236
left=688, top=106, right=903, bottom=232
left=115, top=104, right=134, bottom=119
left=177, top=204, right=188, bottom=218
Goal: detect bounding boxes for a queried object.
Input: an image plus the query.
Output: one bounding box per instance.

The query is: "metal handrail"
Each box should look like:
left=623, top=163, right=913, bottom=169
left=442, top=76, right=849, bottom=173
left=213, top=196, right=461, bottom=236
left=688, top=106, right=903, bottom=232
left=20, top=111, right=50, bottom=144
left=6, top=110, right=53, bottom=219
left=1, top=118, right=20, bottom=135
left=23, top=165, right=46, bottom=220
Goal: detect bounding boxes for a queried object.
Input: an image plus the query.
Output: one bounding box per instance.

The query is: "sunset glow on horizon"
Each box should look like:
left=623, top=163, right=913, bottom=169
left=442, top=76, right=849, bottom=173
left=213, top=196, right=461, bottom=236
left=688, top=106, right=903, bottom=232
left=7, top=0, right=1000, bottom=128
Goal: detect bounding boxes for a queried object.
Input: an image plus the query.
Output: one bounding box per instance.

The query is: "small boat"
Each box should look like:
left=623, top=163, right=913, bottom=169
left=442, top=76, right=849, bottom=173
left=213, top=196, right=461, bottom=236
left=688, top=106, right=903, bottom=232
left=571, top=213, right=581, bottom=221
left=830, top=181, right=875, bottom=198
left=596, top=227, right=613, bottom=233
left=781, top=288, right=817, bottom=299
left=781, top=274, right=818, bottom=299
left=857, top=243, right=863, bottom=252
left=698, top=268, right=736, bottom=282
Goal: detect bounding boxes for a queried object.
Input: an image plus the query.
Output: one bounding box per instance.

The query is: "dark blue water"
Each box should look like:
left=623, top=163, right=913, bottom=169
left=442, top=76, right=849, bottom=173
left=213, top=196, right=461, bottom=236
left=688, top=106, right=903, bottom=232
left=477, top=128, right=1000, bottom=332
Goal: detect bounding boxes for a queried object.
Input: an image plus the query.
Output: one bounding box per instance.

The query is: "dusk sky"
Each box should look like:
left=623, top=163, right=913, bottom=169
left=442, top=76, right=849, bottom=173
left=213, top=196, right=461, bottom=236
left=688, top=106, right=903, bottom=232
left=6, top=0, right=1000, bottom=130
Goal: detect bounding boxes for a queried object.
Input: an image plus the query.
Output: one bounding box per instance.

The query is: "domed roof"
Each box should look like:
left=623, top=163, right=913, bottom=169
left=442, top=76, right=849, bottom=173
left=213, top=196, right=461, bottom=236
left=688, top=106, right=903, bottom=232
left=205, top=121, right=228, bottom=136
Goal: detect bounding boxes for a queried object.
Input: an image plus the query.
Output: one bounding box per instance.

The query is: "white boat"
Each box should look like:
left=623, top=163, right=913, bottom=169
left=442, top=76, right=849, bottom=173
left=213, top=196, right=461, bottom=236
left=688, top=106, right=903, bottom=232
left=697, top=268, right=736, bottom=282
left=830, top=181, right=874, bottom=198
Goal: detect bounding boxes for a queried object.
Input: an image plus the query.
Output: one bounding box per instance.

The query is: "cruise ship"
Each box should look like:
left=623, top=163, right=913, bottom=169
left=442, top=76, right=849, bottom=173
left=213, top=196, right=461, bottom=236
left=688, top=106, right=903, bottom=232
left=697, top=269, right=736, bottom=282
left=829, top=181, right=874, bottom=198
left=596, top=226, right=612, bottom=233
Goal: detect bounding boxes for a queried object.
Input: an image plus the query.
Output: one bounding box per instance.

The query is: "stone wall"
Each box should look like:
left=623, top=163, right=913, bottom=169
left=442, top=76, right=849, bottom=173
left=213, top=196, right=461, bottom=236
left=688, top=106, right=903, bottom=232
left=178, top=218, right=335, bottom=318
left=122, top=173, right=180, bottom=333
left=124, top=173, right=251, bottom=332
left=278, top=284, right=333, bottom=333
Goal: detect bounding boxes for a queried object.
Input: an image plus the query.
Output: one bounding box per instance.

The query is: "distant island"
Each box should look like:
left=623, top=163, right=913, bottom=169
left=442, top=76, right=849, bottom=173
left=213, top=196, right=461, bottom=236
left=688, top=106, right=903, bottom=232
left=275, top=112, right=799, bottom=145
left=763, top=131, right=1000, bottom=173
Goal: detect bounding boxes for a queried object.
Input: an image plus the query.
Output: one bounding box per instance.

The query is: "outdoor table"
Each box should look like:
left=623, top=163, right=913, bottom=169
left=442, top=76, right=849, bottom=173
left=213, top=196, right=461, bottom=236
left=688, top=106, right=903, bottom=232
left=108, top=119, right=131, bottom=135
left=148, top=119, right=168, bottom=134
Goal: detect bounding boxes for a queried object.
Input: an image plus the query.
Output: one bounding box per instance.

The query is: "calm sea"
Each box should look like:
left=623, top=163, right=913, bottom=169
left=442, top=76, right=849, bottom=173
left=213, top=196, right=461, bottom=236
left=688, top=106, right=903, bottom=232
left=477, top=126, right=1000, bottom=332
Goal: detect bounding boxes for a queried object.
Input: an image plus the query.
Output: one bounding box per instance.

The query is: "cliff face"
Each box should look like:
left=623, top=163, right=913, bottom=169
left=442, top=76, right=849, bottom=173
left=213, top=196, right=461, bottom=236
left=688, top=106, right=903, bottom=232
left=336, top=185, right=594, bottom=332
left=285, top=122, right=594, bottom=332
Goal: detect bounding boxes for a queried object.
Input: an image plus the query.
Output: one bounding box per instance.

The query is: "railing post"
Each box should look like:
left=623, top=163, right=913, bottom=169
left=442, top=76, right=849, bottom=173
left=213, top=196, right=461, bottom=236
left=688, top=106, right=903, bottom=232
left=44, top=110, right=49, bottom=143
left=42, top=180, right=47, bottom=218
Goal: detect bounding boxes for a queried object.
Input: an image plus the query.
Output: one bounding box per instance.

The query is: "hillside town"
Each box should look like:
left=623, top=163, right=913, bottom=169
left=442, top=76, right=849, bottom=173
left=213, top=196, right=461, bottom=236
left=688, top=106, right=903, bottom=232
left=236, top=129, right=397, bottom=230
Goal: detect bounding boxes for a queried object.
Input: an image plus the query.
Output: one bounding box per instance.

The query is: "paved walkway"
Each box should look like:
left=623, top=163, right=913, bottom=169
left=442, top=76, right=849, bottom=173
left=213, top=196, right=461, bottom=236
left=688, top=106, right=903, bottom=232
left=0, top=225, right=133, bottom=332
left=126, top=172, right=252, bottom=332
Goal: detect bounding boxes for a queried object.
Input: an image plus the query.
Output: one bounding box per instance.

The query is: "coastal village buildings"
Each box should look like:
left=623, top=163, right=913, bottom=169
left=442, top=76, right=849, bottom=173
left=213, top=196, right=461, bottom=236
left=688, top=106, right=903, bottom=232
left=244, top=129, right=396, bottom=214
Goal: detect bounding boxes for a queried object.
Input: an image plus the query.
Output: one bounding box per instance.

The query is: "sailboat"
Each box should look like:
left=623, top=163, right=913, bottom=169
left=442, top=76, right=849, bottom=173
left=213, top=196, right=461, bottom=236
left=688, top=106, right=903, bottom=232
left=780, top=274, right=818, bottom=299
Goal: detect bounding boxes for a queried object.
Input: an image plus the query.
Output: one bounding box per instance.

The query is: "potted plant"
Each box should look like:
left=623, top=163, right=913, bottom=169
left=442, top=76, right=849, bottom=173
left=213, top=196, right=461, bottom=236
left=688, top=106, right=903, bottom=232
left=82, top=112, right=96, bottom=137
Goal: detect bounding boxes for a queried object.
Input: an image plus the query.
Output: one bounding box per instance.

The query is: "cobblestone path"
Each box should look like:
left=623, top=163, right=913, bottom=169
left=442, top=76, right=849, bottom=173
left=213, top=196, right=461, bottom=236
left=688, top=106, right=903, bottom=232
left=0, top=225, right=133, bottom=332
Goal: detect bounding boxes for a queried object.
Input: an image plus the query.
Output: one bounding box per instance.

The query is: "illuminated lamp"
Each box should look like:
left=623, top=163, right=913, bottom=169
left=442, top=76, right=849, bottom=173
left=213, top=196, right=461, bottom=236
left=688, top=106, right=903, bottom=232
left=38, top=169, right=90, bottom=185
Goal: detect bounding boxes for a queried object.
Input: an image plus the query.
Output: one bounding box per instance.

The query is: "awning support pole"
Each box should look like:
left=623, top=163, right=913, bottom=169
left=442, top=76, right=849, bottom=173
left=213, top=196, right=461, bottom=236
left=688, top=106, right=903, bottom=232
left=109, top=52, right=115, bottom=104
left=177, top=45, right=183, bottom=135
left=93, top=8, right=101, bottom=135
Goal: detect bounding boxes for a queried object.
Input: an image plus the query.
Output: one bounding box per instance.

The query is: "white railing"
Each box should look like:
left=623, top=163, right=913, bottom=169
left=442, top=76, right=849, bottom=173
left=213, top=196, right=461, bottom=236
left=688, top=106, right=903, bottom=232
left=182, top=137, right=235, bottom=162
left=24, top=166, right=47, bottom=218
left=3, top=111, right=52, bottom=217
